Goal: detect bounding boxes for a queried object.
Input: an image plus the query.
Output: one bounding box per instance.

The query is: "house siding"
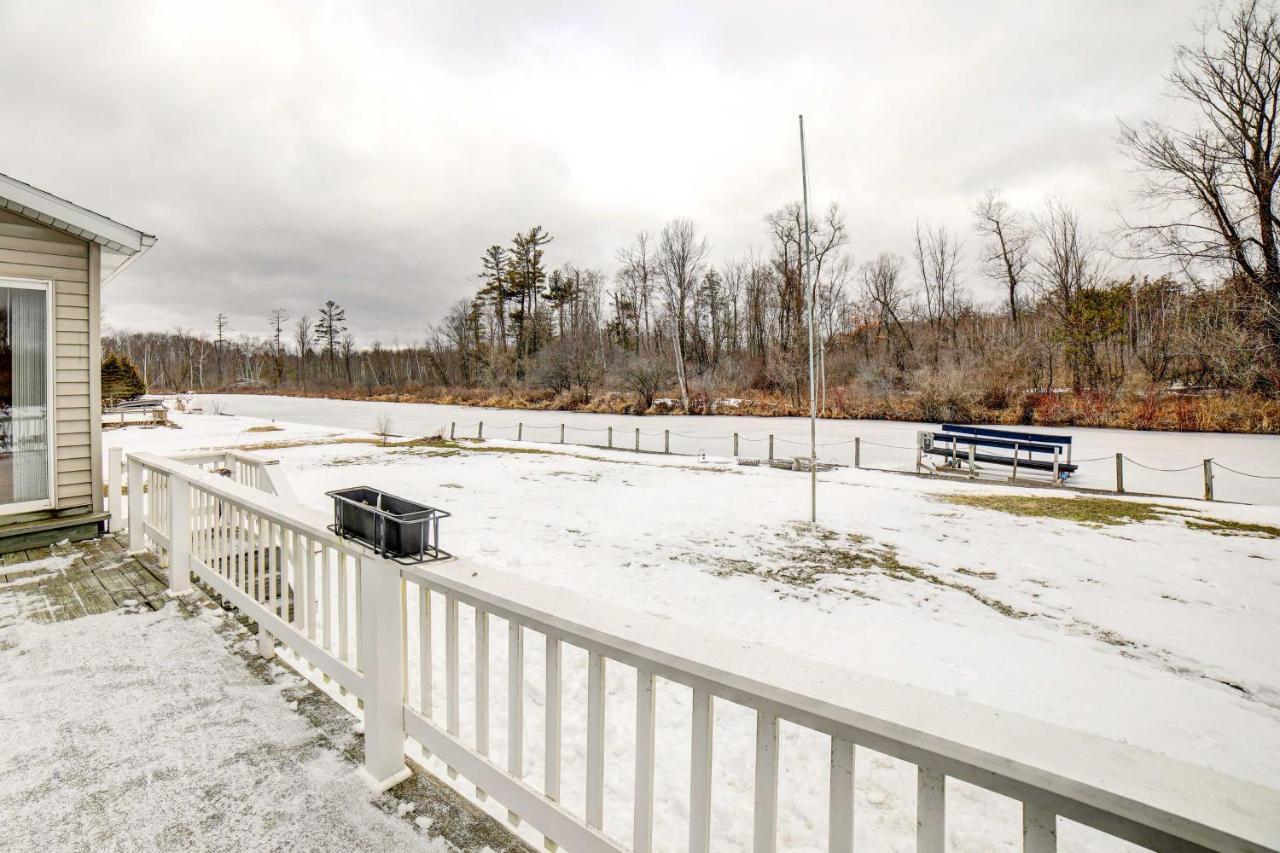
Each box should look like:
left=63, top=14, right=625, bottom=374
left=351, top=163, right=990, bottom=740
left=0, top=207, right=98, bottom=515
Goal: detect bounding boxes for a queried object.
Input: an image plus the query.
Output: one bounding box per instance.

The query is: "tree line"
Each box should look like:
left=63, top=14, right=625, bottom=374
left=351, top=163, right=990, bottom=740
left=104, top=2, right=1280, bottom=431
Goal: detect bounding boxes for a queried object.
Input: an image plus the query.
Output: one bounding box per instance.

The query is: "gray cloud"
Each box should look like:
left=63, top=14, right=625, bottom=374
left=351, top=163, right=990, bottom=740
left=0, top=0, right=1204, bottom=343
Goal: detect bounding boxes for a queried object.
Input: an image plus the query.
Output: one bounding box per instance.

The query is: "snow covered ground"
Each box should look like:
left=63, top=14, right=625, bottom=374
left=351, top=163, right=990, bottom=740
left=0, top=595, right=449, bottom=853
left=100, top=405, right=1280, bottom=851
left=202, top=393, right=1280, bottom=505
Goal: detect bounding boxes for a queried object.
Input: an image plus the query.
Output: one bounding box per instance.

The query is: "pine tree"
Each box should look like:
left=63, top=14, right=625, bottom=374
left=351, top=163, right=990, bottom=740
left=314, top=301, right=347, bottom=380
left=101, top=352, right=146, bottom=405
left=478, top=245, right=509, bottom=351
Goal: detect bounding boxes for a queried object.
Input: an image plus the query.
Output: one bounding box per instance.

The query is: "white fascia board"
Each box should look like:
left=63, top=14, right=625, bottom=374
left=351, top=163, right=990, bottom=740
left=0, top=172, right=155, bottom=256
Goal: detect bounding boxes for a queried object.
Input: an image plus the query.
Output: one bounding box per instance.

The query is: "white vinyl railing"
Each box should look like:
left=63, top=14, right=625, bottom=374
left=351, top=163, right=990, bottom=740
left=117, top=451, right=1280, bottom=853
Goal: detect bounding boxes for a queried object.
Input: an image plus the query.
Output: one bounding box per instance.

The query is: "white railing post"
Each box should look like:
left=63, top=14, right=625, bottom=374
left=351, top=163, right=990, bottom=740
left=127, top=456, right=145, bottom=554
left=359, top=558, right=410, bottom=791
left=167, top=475, right=192, bottom=594
left=107, top=447, right=123, bottom=533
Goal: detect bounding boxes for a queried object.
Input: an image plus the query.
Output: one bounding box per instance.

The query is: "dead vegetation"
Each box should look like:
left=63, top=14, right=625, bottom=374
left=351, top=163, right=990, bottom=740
left=941, top=494, right=1280, bottom=538
left=693, top=524, right=1029, bottom=619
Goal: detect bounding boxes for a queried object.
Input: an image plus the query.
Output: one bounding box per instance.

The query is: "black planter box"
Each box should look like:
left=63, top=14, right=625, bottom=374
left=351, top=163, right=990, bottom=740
left=327, top=486, right=449, bottom=563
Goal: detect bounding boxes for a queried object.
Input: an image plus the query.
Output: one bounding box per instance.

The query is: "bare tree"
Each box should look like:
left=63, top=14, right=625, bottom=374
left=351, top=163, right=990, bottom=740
left=973, top=189, right=1031, bottom=327
left=1119, top=0, right=1280, bottom=370
left=912, top=222, right=963, bottom=361
left=655, top=219, right=710, bottom=410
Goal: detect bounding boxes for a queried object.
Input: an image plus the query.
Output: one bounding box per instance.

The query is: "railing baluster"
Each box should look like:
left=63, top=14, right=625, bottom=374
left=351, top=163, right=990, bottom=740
left=689, top=688, right=714, bottom=853
left=475, top=607, right=490, bottom=801
left=634, top=669, right=656, bottom=853
left=322, top=547, right=333, bottom=653
left=753, top=711, right=779, bottom=853
left=259, top=519, right=269, bottom=606
left=306, top=535, right=317, bottom=637
left=828, top=737, right=855, bottom=853
left=354, top=558, right=364, bottom=671
left=586, top=651, right=606, bottom=829
left=917, top=768, right=945, bottom=853
left=1023, top=804, right=1057, bottom=853
left=544, top=634, right=562, bottom=848
left=507, top=620, right=524, bottom=826
left=417, top=584, right=431, bottom=718
left=337, top=552, right=349, bottom=665
left=445, top=592, right=460, bottom=779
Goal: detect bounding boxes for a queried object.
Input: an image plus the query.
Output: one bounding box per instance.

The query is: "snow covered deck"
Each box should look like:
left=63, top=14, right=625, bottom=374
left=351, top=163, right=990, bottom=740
left=101, top=425, right=1280, bottom=853
left=0, top=534, right=530, bottom=853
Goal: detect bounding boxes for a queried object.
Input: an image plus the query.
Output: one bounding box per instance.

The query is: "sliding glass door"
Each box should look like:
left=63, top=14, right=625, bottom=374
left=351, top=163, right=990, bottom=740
left=0, top=278, right=52, bottom=513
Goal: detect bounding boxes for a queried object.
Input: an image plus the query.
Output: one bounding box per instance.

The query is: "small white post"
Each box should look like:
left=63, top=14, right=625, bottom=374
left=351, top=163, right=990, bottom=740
left=107, top=447, right=123, bottom=533
left=168, top=476, right=192, bottom=594
left=127, top=457, right=145, bottom=554
left=1022, top=804, right=1057, bottom=853
left=257, top=624, right=275, bottom=659
left=360, top=558, right=410, bottom=791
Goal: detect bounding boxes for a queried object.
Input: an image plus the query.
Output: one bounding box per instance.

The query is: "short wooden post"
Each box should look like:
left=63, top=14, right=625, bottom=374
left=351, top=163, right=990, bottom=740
left=518, top=422, right=523, bottom=441
left=768, top=435, right=774, bottom=461
left=257, top=624, right=275, bottom=659
left=635, top=427, right=640, bottom=451
left=1204, top=459, right=1214, bottom=501
left=127, top=457, right=145, bottom=553
left=168, top=475, right=192, bottom=594
left=854, top=437, right=861, bottom=468
left=1115, top=453, right=1124, bottom=494
left=478, top=421, right=484, bottom=440
left=915, top=433, right=923, bottom=473
left=361, top=558, right=410, bottom=791
left=607, top=426, right=613, bottom=449
left=967, top=442, right=976, bottom=477
left=1052, top=447, right=1060, bottom=484
left=733, top=432, right=739, bottom=456
left=664, top=430, right=670, bottom=454
left=107, top=447, right=123, bottom=532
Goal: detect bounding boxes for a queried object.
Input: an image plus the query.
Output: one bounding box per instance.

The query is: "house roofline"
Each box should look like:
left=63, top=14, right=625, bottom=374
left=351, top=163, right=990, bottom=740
left=0, top=171, right=156, bottom=257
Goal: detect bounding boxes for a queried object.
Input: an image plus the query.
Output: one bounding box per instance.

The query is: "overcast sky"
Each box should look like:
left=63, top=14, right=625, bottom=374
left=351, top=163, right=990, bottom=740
left=0, top=0, right=1208, bottom=344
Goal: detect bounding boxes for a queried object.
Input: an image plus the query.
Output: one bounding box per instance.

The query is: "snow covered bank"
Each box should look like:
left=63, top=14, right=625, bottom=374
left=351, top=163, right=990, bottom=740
left=201, top=393, right=1280, bottom=505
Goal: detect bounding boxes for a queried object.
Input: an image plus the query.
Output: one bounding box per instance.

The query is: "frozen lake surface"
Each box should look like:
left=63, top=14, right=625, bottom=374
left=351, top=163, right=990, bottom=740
left=203, top=394, right=1280, bottom=505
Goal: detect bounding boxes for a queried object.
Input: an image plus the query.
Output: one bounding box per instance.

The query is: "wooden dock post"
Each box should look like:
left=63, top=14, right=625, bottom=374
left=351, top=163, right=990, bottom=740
left=664, top=430, right=669, bottom=453
left=478, top=421, right=484, bottom=440
left=1204, top=459, right=1214, bottom=501
left=607, top=426, right=613, bottom=449
left=854, top=437, right=861, bottom=468
left=560, top=423, right=565, bottom=444
left=635, top=428, right=640, bottom=451
left=1115, top=453, right=1124, bottom=494
left=733, top=432, right=739, bottom=456
left=518, top=422, right=523, bottom=441
left=768, top=435, right=774, bottom=461
left=449, top=422, right=455, bottom=440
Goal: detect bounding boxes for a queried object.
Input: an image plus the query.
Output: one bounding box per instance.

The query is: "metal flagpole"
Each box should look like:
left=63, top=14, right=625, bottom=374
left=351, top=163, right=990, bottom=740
left=799, top=115, right=817, bottom=523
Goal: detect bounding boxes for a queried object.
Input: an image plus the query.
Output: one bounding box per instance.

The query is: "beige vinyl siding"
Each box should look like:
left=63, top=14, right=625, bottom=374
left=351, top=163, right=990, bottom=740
left=0, top=208, right=97, bottom=511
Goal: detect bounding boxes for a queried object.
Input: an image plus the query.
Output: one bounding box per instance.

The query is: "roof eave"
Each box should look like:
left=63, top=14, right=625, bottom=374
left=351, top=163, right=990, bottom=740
left=0, top=173, right=154, bottom=257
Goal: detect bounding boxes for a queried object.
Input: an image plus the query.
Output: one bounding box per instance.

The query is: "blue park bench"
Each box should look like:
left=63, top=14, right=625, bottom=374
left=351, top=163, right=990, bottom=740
left=918, top=423, right=1076, bottom=481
